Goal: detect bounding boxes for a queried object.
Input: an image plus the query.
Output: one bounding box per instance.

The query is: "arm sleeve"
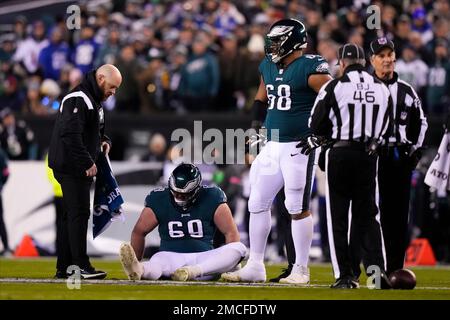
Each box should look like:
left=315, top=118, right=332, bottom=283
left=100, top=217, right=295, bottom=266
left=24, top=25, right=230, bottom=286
left=309, top=79, right=335, bottom=137
left=59, top=97, right=94, bottom=170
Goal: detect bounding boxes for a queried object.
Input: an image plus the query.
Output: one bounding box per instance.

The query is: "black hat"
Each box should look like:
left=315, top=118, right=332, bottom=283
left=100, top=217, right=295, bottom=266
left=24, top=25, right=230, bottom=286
left=337, top=43, right=365, bottom=64
left=370, top=37, right=395, bottom=55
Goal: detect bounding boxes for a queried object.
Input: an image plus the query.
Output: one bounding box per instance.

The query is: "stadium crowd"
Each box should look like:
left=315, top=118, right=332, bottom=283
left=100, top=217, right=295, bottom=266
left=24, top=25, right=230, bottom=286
left=0, top=0, right=449, bottom=116
left=0, top=0, right=449, bottom=263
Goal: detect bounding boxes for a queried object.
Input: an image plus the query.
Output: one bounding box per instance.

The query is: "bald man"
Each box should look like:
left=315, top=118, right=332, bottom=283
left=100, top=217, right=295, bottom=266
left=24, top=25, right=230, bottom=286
left=49, top=64, right=122, bottom=279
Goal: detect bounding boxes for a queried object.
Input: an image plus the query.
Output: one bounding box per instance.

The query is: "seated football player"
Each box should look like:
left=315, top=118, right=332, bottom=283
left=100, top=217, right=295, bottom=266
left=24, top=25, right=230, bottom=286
left=119, top=163, right=247, bottom=281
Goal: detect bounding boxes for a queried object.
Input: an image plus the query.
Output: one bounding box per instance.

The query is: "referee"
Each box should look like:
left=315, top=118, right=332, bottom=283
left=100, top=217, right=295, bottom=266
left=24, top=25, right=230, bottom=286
left=369, top=38, right=428, bottom=275
left=308, top=44, right=392, bottom=289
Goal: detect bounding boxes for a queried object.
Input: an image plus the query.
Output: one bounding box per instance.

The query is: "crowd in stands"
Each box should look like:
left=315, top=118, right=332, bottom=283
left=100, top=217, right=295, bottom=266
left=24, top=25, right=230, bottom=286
left=0, top=0, right=449, bottom=116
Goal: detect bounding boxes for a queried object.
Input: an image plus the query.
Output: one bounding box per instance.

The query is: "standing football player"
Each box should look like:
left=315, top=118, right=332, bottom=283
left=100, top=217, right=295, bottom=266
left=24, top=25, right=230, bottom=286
left=222, top=19, right=332, bottom=284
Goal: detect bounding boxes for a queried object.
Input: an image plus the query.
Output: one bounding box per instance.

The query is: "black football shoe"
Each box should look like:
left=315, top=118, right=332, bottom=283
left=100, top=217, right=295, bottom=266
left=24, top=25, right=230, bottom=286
left=330, top=277, right=360, bottom=289
left=269, top=266, right=292, bottom=283
left=54, top=270, right=68, bottom=279
left=77, top=268, right=107, bottom=280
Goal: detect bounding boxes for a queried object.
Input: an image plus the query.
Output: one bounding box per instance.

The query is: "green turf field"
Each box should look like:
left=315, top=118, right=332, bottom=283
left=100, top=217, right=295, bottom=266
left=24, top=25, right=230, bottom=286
left=0, top=258, right=449, bottom=300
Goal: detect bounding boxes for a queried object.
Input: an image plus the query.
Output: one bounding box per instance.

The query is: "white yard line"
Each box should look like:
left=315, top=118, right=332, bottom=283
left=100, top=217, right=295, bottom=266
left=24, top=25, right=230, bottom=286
left=0, top=278, right=449, bottom=290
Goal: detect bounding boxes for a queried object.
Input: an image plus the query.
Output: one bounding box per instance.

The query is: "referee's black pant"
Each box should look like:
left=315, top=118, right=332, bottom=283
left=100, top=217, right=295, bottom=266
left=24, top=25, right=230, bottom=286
left=54, top=172, right=93, bottom=272
left=378, top=145, right=413, bottom=275
left=326, top=144, right=385, bottom=280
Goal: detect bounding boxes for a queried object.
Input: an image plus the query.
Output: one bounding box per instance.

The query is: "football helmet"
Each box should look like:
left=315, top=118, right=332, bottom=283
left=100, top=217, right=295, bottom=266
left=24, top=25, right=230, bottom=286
left=169, top=163, right=202, bottom=209
left=265, top=18, right=308, bottom=63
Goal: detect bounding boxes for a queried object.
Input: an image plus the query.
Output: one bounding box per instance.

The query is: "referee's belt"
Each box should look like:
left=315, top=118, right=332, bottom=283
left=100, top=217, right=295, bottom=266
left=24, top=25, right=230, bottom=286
left=333, top=140, right=367, bottom=148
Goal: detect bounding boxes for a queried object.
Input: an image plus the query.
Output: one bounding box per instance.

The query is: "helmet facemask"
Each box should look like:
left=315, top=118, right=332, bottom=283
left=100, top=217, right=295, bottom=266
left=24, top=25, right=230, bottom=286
left=168, top=164, right=202, bottom=210
left=265, top=33, right=291, bottom=63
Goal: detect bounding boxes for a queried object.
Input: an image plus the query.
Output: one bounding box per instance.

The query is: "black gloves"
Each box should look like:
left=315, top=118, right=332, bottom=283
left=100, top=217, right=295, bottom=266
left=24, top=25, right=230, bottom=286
left=296, top=135, right=329, bottom=155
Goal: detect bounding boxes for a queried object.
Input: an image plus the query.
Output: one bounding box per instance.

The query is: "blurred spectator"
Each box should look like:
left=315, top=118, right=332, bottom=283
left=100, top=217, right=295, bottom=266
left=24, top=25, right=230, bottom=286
left=114, top=45, right=142, bottom=113
left=13, top=15, right=27, bottom=41
left=13, top=20, right=48, bottom=75
left=426, top=38, right=450, bottom=114
left=434, top=0, right=450, bottom=21
left=408, top=31, right=432, bottom=64
left=393, top=14, right=412, bottom=58
left=94, top=28, right=121, bottom=67
left=73, top=26, right=99, bottom=74
left=396, top=45, right=429, bottom=94
left=213, top=0, right=246, bottom=37
left=324, top=13, right=346, bottom=45
left=411, top=7, right=433, bottom=44
left=23, top=77, right=47, bottom=116
left=141, top=133, right=167, bottom=162
left=167, top=45, right=188, bottom=113
left=178, top=34, right=220, bottom=112
left=0, top=34, right=17, bottom=62
left=426, top=18, right=450, bottom=61
left=0, top=108, right=36, bottom=160
left=0, top=61, right=24, bottom=113
left=38, top=27, right=70, bottom=81
left=137, top=48, right=170, bottom=113
left=217, top=33, right=243, bottom=111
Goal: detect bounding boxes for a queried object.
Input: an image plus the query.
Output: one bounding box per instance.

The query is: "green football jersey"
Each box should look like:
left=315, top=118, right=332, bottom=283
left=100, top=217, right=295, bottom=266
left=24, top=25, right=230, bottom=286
left=145, top=185, right=227, bottom=253
left=259, top=54, right=330, bottom=142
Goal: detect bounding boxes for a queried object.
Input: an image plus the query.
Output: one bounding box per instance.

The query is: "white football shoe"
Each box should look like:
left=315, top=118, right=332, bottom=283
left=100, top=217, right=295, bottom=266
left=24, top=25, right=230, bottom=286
left=171, top=265, right=202, bottom=281
left=221, top=261, right=266, bottom=282
left=119, top=243, right=144, bottom=280
left=279, top=265, right=310, bottom=285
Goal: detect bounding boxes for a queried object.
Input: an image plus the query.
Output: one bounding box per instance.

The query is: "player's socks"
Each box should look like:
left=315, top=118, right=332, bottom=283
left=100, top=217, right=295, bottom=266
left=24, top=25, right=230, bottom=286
left=248, top=210, right=271, bottom=263
left=291, top=215, right=313, bottom=267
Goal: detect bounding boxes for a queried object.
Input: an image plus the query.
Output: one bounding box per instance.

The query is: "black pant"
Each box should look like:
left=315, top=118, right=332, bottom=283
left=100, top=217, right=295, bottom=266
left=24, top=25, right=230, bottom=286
left=326, top=146, right=385, bottom=279
left=0, top=194, right=10, bottom=251
left=378, top=146, right=413, bottom=274
left=54, top=173, right=93, bottom=272
left=54, top=196, right=64, bottom=256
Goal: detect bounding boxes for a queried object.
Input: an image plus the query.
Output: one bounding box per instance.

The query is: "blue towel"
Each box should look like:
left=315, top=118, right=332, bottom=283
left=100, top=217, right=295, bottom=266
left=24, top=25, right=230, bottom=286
left=93, top=153, right=124, bottom=238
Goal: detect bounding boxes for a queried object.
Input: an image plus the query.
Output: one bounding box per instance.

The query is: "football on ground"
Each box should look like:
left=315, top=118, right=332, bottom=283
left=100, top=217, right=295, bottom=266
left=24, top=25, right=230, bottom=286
left=389, top=269, right=417, bottom=289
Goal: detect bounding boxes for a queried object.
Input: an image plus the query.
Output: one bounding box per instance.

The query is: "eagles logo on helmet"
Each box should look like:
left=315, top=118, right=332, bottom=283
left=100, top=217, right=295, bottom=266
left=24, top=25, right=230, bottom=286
left=264, top=18, right=308, bottom=64
left=168, top=163, right=202, bottom=210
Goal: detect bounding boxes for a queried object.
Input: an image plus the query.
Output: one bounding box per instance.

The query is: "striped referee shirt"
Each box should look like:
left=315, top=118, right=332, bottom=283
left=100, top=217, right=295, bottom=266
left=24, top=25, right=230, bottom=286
left=373, top=72, right=428, bottom=150
left=309, top=64, right=393, bottom=142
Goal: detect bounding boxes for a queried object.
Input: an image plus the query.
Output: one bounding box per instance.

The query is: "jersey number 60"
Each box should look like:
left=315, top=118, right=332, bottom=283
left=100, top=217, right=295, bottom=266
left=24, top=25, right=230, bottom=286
left=168, top=219, right=204, bottom=238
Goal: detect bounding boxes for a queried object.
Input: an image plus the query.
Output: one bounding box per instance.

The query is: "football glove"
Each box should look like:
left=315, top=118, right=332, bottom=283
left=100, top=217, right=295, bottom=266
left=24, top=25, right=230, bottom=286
left=296, top=135, right=328, bottom=155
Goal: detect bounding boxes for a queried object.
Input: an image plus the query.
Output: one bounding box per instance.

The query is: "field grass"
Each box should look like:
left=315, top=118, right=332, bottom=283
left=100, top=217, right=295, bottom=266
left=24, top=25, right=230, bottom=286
left=1, top=258, right=449, bottom=300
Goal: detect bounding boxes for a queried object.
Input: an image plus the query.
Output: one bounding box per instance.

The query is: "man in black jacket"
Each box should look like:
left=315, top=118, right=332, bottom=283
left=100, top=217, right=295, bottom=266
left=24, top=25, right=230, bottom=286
left=49, top=64, right=122, bottom=279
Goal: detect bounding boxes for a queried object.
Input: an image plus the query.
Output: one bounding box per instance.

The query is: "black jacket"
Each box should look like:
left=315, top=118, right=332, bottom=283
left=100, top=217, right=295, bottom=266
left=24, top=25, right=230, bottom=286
left=48, top=70, right=111, bottom=177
